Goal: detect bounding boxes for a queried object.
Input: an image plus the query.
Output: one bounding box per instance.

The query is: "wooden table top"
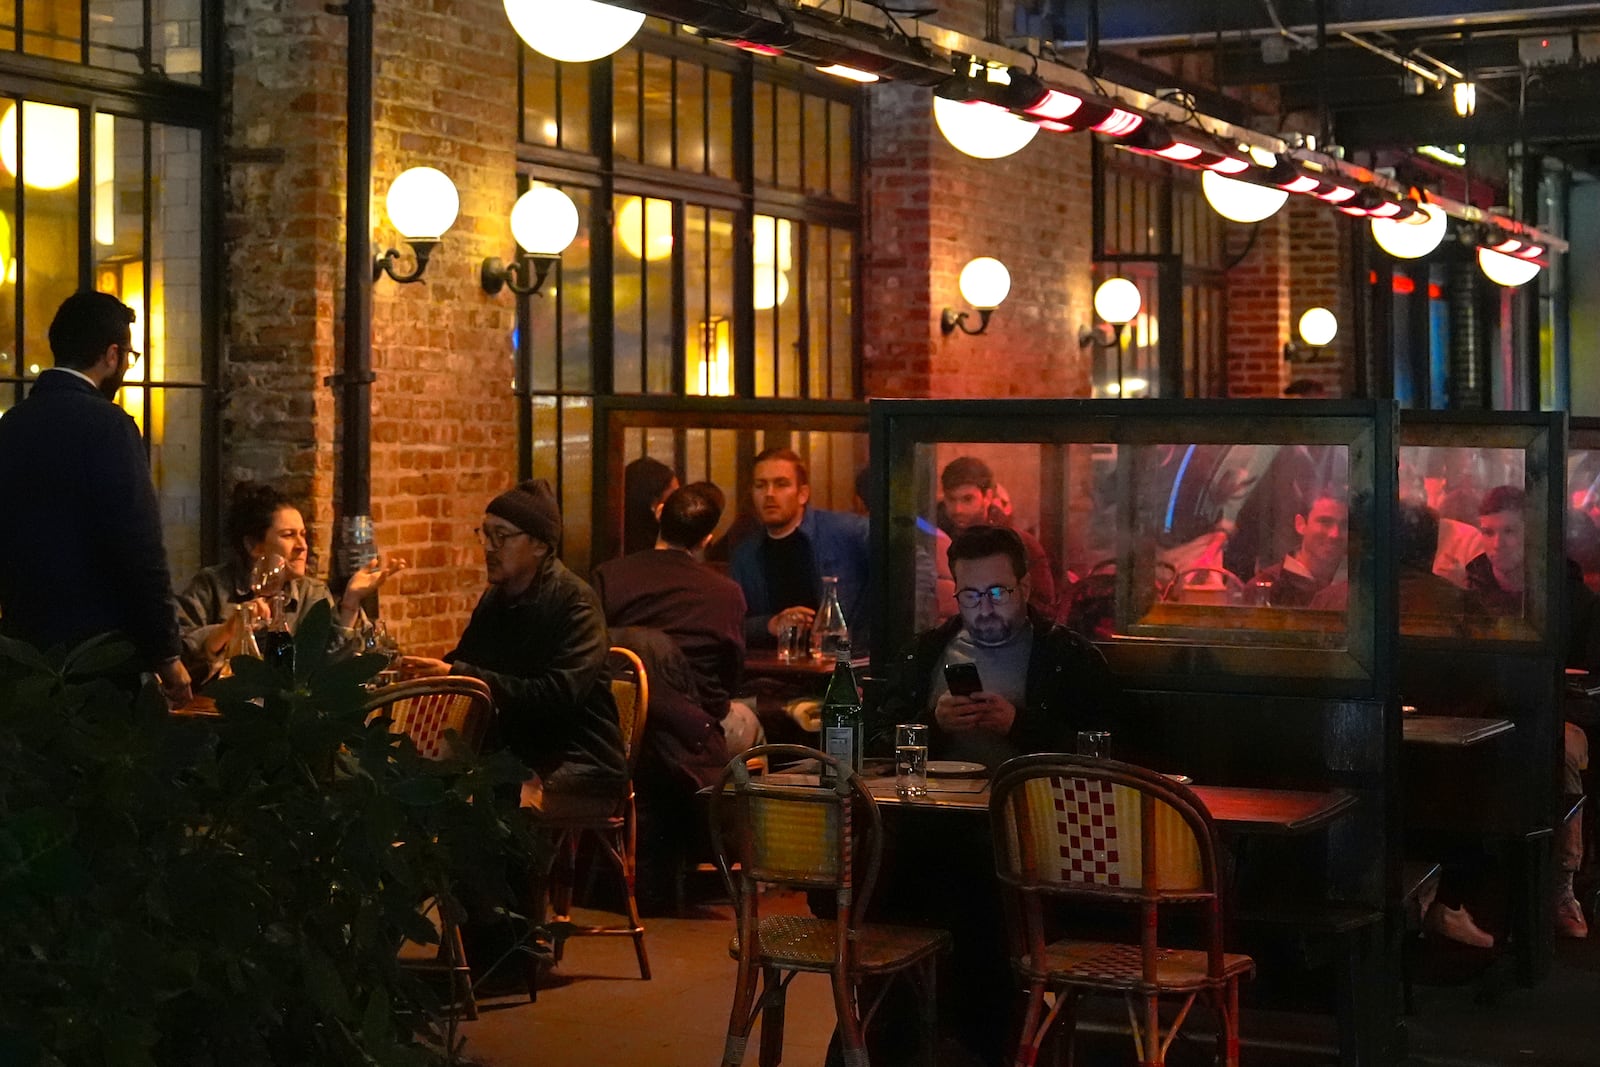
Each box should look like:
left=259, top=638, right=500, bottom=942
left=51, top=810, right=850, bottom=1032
left=759, top=771, right=1356, bottom=835
left=1402, top=715, right=1516, bottom=747
left=170, top=694, right=220, bottom=718
left=742, top=651, right=858, bottom=681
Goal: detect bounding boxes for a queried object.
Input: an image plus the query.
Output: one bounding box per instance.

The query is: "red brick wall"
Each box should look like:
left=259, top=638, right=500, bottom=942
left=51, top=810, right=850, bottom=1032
left=225, top=0, right=521, bottom=656
left=1223, top=211, right=1291, bottom=397
left=1285, top=199, right=1352, bottom=397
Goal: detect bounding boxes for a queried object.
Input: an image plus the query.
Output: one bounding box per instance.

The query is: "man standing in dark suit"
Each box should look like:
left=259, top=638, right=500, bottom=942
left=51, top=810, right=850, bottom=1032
left=0, top=291, right=191, bottom=706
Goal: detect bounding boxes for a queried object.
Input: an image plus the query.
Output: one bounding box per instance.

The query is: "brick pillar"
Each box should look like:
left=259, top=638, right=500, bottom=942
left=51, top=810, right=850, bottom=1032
left=861, top=87, right=1097, bottom=400
left=1224, top=209, right=1291, bottom=397
left=1286, top=199, right=1353, bottom=396
left=225, top=0, right=521, bottom=655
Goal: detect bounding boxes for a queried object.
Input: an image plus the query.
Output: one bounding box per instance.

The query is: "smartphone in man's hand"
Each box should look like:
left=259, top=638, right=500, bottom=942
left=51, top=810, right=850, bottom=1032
left=944, top=661, right=983, bottom=697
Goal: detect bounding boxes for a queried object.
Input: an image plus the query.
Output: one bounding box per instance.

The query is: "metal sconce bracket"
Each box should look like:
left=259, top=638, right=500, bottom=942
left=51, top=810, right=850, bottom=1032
left=941, top=307, right=994, bottom=336
left=1283, top=341, right=1332, bottom=363
left=1077, top=322, right=1125, bottom=349
left=373, top=239, right=439, bottom=285
left=481, top=254, right=559, bottom=297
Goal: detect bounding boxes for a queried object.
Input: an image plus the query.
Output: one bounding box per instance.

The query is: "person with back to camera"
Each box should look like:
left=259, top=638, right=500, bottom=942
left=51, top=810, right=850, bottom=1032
left=175, top=482, right=405, bottom=684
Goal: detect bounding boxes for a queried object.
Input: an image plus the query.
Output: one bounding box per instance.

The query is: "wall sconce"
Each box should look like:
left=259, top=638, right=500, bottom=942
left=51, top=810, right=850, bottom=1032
left=941, top=257, right=1011, bottom=335
left=481, top=185, right=580, bottom=297
left=1077, top=277, right=1141, bottom=348
left=374, top=166, right=459, bottom=284
left=1284, top=307, right=1338, bottom=362
left=694, top=316, right=733, bottom=396
left=1452, top=81, right=1477, bottom=118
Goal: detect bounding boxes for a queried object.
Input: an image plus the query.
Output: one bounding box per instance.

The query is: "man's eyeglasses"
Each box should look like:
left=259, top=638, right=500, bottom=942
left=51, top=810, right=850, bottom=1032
left=474, top=526, right=529, bottom=550
left=955, top=584, right=1019, bottom=609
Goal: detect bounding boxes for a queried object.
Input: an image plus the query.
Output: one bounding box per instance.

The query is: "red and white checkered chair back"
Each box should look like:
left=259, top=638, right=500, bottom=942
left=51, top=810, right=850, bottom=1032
left=364, top=676, right=493, bottom=761
left=992, top=756, right=1213, bottom=900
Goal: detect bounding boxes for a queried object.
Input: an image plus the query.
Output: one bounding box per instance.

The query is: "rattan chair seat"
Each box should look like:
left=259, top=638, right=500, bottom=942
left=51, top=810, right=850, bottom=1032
left=728, top=914, right=951, bottom=975
left=1023, top=939, right=1254, bottom=991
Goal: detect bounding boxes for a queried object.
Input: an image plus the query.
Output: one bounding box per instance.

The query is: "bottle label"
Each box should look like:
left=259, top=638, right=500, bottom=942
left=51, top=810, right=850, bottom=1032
left=823, top=726, right=856, bottom=773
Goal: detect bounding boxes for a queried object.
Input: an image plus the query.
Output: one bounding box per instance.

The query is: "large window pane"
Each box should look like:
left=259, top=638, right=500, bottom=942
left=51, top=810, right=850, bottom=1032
left=523, top=52, right=559, bottom=147
left=18, top=101, right=81, bottom=377
left=153, top=386, right=203, bottom=580
left=641, top=53, right=673, bottom=170
left=677, top=61, right=705, bottom=175
left=708, top=69, right=734, bottom=179
left=24, top=0, right=81, bottom=61
left=613, top=48, right=640, bottom=163
left=684, top=205, right=734, bottom=396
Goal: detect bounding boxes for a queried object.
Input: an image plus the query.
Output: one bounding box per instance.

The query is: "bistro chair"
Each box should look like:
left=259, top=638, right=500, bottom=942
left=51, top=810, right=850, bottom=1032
left=1163, top=566, right=1247, bottom=606
left=539, top=646, right=652, bottom=980
left=989, top=754, right=1254, bottom=1067
left=710, top=743, right=951, bottom=1067
left=363, top=675, right=496, bottom=1019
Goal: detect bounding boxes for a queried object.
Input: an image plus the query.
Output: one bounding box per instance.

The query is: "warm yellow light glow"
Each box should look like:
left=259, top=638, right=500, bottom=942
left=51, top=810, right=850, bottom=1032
left=817, top=64, right=879, bottom=83
left=94, top=114, right=114, bottom=246
left=0, top=101, right=79, bottom=190
left=1093, top=278, right=1141, bottom=325
left=1370, top=202, right=1447, bottom=259
left=510, top=185, right=579, bottom=256
left=694, top=317, right=732, bottom=396
left=1201, top=170, right=1288, bottom=223
left=1478, top=246, right=1541, bottom=287
left=754, top=267, right=789, bottom=311
left=114, top=262, right=146, bottom=427
left=1298, top=307, right=1338, bottom=346
left=932, top=96, right=1038, bottom=160
left=503, top=0, right=644, bottom=63
left=753, top=215, right=792, bottom=271
left=957, top=257, right=1010, bottom=309
left=1453, top=81, right=1477, bottom=118
left=385, top=166, right=459, bottom=240
left=616, top=196, right=673, bottom=261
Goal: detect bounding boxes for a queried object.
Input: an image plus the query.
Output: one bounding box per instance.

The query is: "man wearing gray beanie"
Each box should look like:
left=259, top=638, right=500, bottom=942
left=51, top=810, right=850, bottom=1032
left=401, top=479, right=628, bottom=961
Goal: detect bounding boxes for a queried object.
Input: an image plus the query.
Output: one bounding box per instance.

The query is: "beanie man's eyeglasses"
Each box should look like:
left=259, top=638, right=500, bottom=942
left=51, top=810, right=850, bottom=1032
left=474, top=526, right=530, bottom=550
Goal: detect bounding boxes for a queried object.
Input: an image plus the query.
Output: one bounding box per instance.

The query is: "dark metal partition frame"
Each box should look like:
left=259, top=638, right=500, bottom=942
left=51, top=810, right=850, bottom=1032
left=1397, top=410, right=1568, bottom=985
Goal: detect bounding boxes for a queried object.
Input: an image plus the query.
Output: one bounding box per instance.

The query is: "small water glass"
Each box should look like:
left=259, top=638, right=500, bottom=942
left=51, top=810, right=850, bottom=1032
left=778, top=623, right=808, bottom=663
left=1076, top=730, right=1112, bottom=759
left=895, top=723, right=930, bottom=798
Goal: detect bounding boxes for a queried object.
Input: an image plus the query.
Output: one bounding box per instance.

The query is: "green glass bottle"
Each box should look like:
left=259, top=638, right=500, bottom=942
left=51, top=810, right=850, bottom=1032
left=820, top=639, right=862, bottom=781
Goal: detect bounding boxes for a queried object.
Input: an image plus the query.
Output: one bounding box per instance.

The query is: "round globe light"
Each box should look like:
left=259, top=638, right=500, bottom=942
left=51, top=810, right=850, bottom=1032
left=1201, top=170, right=1288, bottom=224
left=385, top=167, right=459, bottom=240
left=754, top=268, right=790, bottom=311
left=510, top=186, right=579, bottom=256
left=503, top=0, right=644, bottom=63
left=933, top=96, right=1039, bottom=160
left=1478, top=246, right=1541, bottom=287
left=1298, top=307, right=1338, bottom=347
left=958, top=257, right=1011, bottom=309
left=0, top=101, right=79, bottom=190
left=616, top=196, right=673, bottom=261
left=1371, top=202, right=1447, bottom=259
left=1093, top=277, right=1141, bottom=325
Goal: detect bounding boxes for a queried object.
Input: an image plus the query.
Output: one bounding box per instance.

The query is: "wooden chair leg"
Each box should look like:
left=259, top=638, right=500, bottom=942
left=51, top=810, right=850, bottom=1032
left=1224, top=979, right=1241, bottom=1067
left=759, top=965, right=786, bottom=1067
left=621, top=800, right=652, bottom=980
left=1057, top=990, right=1079, bottom=1067
left=1014, top=982, right=1049, bottom=1067
left=1142, top=993, right=1163, bottom=1067
left=548, top=831, right=578, bottom=967
left=833, top=969, right=869, bottom=1067
left=723, top=944, right=761, bottom=1067
left=444, top=918, right=478, bottom=1021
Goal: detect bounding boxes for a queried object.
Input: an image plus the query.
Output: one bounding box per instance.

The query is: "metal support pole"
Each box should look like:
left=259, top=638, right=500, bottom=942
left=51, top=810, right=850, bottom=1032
left=341, top=0, right=374, bottom=519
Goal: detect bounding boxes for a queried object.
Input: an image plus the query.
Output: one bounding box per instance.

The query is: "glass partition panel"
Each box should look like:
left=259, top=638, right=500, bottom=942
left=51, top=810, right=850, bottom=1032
left=1398, top=415, right=1559, bottom=644
left=1567, top=420, right=1600, bottom=597
left=873, top=400, right=1393, bottom=696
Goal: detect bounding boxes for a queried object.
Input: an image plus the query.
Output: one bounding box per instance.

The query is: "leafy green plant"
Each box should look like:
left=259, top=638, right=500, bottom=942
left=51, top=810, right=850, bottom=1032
left=0, top=602, right=532, bottom=1067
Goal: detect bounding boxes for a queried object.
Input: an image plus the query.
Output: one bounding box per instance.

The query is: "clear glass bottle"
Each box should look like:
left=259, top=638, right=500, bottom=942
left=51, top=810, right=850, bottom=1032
left=820, top=640, right=863, bottom=781
left=219, top=602, right=261, bottom=678
left=810, top=575, right=850, bottom=661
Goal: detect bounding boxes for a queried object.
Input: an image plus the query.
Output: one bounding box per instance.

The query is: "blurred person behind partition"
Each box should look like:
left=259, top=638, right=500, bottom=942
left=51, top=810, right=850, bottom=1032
left=0, top=291, right=190, bottom=705
left=1466, top=486, right=1526, bottom=616
left=622, top=456, right=680, bottom=556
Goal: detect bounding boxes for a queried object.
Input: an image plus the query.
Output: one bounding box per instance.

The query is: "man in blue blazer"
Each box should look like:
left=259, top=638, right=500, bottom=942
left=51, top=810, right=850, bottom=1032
left=0, top=291, right=191, bottom=706
left=730, top=446, right=870, bottom=651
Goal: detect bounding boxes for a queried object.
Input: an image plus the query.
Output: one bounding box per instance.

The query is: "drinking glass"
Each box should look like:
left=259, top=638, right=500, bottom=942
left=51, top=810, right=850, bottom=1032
left=895, top=723, right=930, bottom=798
left=1076, top=730, right=1112, bottom=759
left=248, top=553, right=290, bottom=599
left=778, top=623, right=808, bottom=663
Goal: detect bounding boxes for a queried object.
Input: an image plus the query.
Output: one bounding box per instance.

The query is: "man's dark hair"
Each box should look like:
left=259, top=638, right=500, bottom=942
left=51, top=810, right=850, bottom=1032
left=48, top=291, right=135, bottom=370
left=1283, top=378, right=1328, bottom=398
left=947, top=524, right=1028, bottom=582
left=1298, top=483, right=1347, bottom=521
left=658, top=481, right=725, bottom=548
left=228, top=481, right=296, bottom=563
left=752, top=446, right=808, bottom=487
left=1479, top=484, right=1525, bottom=518
left=940, top=455, right=995, bottom=494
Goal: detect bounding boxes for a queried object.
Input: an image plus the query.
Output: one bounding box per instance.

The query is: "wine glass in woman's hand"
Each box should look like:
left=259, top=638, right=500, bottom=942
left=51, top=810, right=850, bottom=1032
left=249, top=552, right=291, bottom=598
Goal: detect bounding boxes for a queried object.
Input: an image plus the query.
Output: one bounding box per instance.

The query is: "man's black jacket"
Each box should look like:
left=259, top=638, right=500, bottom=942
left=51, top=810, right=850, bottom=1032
left=871, top=608, right=1121, bottom=759
left=0, top=371, right=180, bottom=666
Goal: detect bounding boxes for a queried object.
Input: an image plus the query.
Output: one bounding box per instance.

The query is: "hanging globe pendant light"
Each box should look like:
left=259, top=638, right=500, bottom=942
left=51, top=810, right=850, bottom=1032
left=504, top=0, right=644, bottom=63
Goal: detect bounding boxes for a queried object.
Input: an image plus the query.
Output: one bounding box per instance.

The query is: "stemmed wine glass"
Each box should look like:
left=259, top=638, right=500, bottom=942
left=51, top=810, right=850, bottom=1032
left=248, top=553, right=290, bottom=600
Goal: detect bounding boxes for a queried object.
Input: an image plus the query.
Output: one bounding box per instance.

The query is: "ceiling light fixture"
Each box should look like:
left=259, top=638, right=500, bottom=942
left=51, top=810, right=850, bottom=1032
left=503, top=0, right=644, bottom=63
left=1371, top=201, right=1448, bottom=259
left=1201, top=170, right=1289, bottom=223
left=1478, top=246, right=1540, bottom=287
